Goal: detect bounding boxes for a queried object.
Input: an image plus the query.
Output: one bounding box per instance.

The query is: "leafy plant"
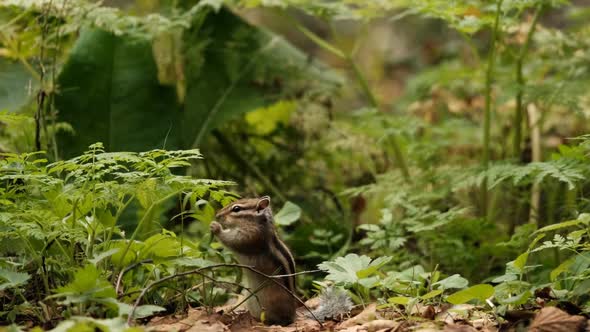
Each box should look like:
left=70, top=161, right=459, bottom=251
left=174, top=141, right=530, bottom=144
left=0, top=143, right=233, bottom=324
left=317, top=253, right=391, bottom=303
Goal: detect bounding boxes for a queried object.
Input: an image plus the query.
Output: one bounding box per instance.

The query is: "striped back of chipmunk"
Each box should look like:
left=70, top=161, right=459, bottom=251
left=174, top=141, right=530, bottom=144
left=271, top=234, right=296, bottom=292
left=217, top=197, right=297, bottom=292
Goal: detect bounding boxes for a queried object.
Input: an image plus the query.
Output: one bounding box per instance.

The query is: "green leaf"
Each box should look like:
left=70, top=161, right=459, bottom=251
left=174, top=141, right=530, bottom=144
left=498, top=290, right=532, bottom=305
left=0, top=59, right=35, bottom=112
left=133, top=304, right=166, bottom=319
left=191, top=200, right=216, bottom=223
left=535, top=215, right=589, bottom=233
left=88, top=248, right=120, bottom=265
left=114, top=300, right=166, bottom=319
left=446, top=284, right=494, bottom=304
left=182, top=8, right=340, bottom=147
left=318, top=254, right=391, bottom=286
left=54, top=265, right=116, bottom=304
left=274, top=201, right=302, bottom=226
left=492, top=274, right=518, bottom=283
left=356, top=256, right=392, bottom=279
left=140, top=233, right=180, bottom=259
left=434, top=274, right=469, bottom=290
left=572, top=279, right=590, bottom=296
left=420, top=289, right=443, bottom=300
left=512, top=252, right=529, bottom=273
left=55, top=28, right=182, bottom=158
left=55, top=8, right=339, bottom=156
left=388, top=296, right=411, bottom=305
left=245, top=100, right=296, bottom=135
left=0, top=269, right=30, bottom=291
left=550, top=256, right=575, bottom=282
left=48, top=317, right=130, bottom=332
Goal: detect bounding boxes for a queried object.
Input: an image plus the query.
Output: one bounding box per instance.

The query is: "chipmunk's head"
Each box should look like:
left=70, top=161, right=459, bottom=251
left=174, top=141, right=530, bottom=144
left=215, top=196, right=273, bottom=230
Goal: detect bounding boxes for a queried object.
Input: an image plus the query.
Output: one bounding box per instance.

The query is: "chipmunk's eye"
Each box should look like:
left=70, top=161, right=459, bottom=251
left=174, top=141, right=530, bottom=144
left=231, top=205, right=241, bottom=213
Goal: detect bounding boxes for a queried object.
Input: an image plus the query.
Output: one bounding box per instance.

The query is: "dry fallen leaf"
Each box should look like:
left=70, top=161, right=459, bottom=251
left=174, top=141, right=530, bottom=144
left=443, top=324, right=477, bottom=332
left=529, top=307, right=586, bottom=332
left=339, top=304, right=378, bottom=328
left=436, top=304, right=474, bottom=325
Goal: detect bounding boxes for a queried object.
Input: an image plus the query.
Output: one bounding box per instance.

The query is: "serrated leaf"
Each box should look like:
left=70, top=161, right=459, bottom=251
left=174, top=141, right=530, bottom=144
left=356, top=256, right=392, bottom=279
left=318, top=254, right=391, bottom=285
left=54, top=265, right=116, bottom=304
left=446, top=284, right=494, bottom=304
left=0, top=269, right=30, bottom=291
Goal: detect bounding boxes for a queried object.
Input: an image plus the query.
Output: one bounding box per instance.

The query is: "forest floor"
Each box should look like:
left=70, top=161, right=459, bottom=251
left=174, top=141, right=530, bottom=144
left=147, top=298, right=590, bottom=332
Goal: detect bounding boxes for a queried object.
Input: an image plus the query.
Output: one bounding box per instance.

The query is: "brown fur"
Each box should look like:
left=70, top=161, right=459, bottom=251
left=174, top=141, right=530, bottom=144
left=211, top=196, right=296, bottom=326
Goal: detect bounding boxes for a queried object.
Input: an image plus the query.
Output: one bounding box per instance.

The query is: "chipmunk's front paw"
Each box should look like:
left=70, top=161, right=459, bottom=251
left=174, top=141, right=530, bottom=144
left=210, top=221, right=222, bottom=234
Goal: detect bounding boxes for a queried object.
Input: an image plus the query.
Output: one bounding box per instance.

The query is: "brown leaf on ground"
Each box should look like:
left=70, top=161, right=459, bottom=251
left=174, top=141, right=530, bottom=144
left=422, top=305, right=436, bottom=320
left=148, top=308, right=228, bottom=332
left=443, top=324, right=477, bottom=332
left=529, top=307, right=586, bottom=332
left=146, top=302, right=505, bottom=332
left=338, top=319, right=400, bottom=332
left=436, top=304, right=474, bottom=325
left=338, top=304, right=378, bottom=328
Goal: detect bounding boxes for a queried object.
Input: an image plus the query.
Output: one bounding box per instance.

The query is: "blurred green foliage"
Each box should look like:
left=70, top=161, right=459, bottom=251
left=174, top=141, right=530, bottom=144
left=2, top=0, right=590, bottom=328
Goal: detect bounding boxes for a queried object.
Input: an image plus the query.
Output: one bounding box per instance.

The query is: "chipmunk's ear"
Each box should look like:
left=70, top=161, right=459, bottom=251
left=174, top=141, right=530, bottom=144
left=256, top=196, right=271, bottom=211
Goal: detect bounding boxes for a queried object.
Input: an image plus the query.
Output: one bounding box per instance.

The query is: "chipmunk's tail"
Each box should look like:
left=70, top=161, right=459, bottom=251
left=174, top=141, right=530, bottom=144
left=306, top=287, right=353, bottom=322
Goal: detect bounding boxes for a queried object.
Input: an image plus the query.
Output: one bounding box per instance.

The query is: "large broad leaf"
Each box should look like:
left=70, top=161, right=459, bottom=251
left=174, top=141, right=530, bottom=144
left=55, top=28, right=182, bottom=158
left=55, top=8, right=339, bottom=157
left=182, top=8, right=339, bottom=147
left=0, top=59, right=35, bottom=112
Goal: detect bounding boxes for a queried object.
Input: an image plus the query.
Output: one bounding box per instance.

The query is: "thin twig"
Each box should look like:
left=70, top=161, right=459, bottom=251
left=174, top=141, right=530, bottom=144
left=127, top=263, right=324, bottom=328
left=164, top=270, right=263, bottom=314
left=115, top=259, right=154, bottom=295
left=482, top=0, right=504, bottom=219
left=269, top=269, right=322, bottom=278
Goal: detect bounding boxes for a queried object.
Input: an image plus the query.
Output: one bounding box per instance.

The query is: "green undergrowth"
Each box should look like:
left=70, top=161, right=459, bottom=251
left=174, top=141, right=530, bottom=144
left=0, top=143, right=239, bottom=327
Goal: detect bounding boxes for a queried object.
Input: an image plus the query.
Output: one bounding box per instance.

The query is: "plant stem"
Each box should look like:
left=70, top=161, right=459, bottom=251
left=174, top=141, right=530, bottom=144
left=527, top=104, right=541, bottom=227
left=513, top=6, right=543, bottom=159
left=211, top=130, right=287, bottom=202
left=347, top=54, right=411, bottom=181
left=106, top=194, right=136, bottom=245
left=117, top=191, right=181, bottom=267
left=482, top=0, right=504, bottom=218
left=290, top=15, right=411, bottom=181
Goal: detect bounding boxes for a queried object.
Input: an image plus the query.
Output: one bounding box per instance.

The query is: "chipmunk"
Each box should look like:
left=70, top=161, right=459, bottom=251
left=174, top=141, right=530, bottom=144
left=210, top=196, right=296, bottom=326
